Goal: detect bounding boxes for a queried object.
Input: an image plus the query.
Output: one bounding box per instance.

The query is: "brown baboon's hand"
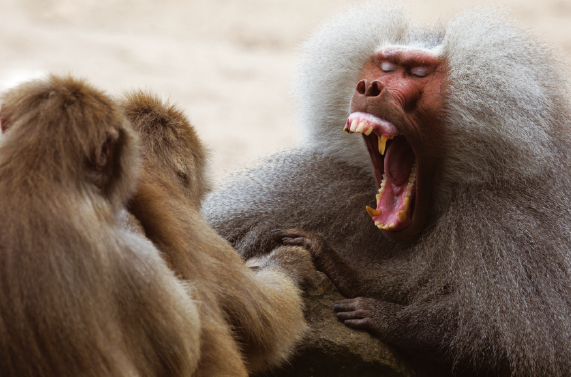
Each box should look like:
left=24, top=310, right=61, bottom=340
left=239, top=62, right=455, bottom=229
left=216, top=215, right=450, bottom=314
left=271, top=228, right=314, bottom=248
left=271, top=228, right=334, bottom=262
left=264, top=245, right=317, bottom=289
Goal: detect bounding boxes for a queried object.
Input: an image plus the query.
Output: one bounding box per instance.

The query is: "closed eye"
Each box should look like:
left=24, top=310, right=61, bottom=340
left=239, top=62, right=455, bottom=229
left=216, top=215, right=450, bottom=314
left=410, top=66, right=429, bottom=77
left=381, top=61, right=398, bottom=72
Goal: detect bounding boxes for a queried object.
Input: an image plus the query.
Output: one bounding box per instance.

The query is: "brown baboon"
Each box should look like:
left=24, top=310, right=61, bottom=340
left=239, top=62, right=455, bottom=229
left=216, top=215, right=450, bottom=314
left=0, top=76, right=201, bottom=377
left=122, top=92, right=314, bottom=376
left=203, top=3, right=571, bottom=376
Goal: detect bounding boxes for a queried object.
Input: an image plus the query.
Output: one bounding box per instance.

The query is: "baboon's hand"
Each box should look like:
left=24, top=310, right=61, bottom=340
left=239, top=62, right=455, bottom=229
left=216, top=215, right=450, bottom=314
left=271, top=228, right=313, bottom=248
left=271, top=229, right=336, bottom=264
left=334, top=297, right=386, bottom=337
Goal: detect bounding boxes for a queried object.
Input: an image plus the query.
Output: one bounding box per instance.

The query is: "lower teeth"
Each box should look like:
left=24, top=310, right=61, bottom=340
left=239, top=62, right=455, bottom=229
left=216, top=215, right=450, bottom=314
left=374, top=162, right=416, bottom=229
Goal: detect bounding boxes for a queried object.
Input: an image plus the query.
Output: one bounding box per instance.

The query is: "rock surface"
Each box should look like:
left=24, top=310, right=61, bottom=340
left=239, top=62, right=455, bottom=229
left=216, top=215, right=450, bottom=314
left=256, top=271, right=415, bottom=377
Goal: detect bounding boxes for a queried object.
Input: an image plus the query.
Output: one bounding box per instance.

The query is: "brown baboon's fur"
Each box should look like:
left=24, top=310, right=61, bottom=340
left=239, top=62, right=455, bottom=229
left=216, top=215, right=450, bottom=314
left=122, top=92, right=313, bottom=376
left=203, top=3, right=571, bottom=376
left=0, top=76, right=201, bottom=377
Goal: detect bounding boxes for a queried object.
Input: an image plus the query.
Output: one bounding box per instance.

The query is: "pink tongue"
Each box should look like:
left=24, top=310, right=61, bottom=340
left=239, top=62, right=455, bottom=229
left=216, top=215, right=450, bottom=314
left=370, top=136, right=415, bottom=230
left=385, top=137, right=414, bottom=185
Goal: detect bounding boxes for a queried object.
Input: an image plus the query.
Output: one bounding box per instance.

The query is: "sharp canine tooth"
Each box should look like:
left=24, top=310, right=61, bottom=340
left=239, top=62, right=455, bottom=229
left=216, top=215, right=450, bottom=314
left=350, top=119, right=358, bottom=132
left=397, top=211, right=407, bottom=221
left=343, top=124, right=348, bottom=132
left=356, top=121, right=366, bottom=133
left=366, top=206, right=382, bottom=217
left=365, top=126, right=374, bottom=136
left=378, top=135, right=388, bottom=155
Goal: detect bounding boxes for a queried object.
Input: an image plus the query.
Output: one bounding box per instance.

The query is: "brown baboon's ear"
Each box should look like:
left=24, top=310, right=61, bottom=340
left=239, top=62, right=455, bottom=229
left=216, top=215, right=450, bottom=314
left=0, top=105, right=10, bottom=133
left=94, top=129, right=119, bottom=172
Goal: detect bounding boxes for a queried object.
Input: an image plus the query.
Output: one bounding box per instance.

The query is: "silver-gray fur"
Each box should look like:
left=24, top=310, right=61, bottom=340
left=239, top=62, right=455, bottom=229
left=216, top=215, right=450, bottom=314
left=203, top=2, right=571, bottom=376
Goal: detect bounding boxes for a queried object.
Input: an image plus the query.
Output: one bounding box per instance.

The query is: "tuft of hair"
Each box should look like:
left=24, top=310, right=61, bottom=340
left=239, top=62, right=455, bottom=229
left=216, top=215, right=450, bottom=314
left=295, top=2, right=417, bottom=170
left=438, top=8, right=571, bottom=197
left=120, top=91, right=210, bottom=206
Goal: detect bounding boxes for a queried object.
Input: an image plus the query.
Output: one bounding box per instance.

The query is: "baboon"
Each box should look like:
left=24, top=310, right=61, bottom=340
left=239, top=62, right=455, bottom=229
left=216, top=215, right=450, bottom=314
left=203, top=3, right=571, bottom=376
left=0, top=76, right=201, bottom=377
left=122, top=92, right=314, bottom=376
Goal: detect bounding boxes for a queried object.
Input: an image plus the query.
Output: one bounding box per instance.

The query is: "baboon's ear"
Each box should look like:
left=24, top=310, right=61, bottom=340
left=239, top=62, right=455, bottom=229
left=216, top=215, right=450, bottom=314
left=0, top=105, right=10, bottom=133
left=94, top=129, right=119, bottom=172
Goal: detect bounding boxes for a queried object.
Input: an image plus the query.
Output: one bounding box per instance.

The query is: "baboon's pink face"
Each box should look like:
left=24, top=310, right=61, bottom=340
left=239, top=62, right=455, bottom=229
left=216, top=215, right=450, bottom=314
left=346, top=46, right=447, bottom=242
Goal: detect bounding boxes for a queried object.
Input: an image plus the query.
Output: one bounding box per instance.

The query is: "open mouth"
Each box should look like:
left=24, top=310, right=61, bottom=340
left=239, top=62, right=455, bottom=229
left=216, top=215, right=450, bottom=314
left=345, top=112, right=417, bottom=231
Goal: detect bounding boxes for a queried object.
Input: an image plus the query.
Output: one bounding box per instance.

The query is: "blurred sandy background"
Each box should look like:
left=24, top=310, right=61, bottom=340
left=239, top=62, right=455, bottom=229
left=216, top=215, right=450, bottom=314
left=1, top=0, right=570, bottom=183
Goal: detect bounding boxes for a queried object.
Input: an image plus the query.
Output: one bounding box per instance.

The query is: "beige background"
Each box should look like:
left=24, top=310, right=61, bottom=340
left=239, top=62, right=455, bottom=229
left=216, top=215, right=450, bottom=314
left=1, top=0, right=570, bottom=183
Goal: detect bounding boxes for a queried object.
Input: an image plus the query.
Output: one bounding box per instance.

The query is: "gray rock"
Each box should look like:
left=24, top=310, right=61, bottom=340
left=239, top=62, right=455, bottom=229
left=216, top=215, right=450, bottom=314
left=256, top=271, right=415, bottom=377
